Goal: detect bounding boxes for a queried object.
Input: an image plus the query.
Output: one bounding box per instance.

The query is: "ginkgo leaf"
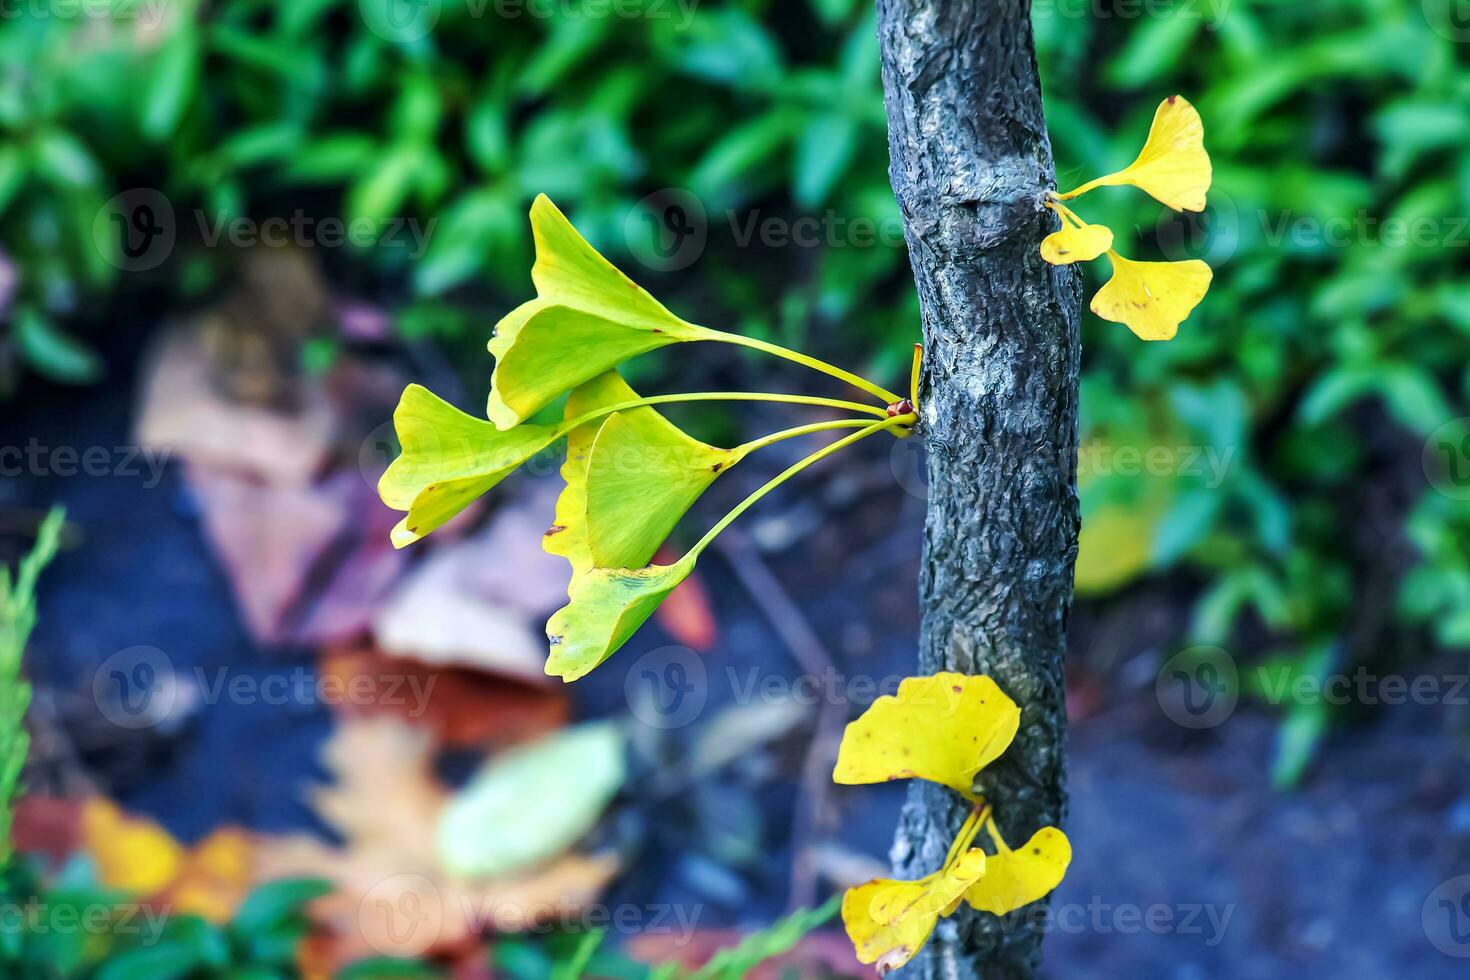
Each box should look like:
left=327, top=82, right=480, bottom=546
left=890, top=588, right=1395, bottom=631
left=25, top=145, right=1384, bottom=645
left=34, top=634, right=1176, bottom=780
left=1090, top=252, right=1212, bottom=342
left=1040, top=220, right=1113, bottom=265
left=586, top=408, right=737, bottom=569
left=544, top=372, right=626, bottom=578
left=843, top=849, right=988, bottom=975
left=964, top=826, right=1072, bottom=915
left=545, top=371, right=736, bottom=579
left=379, top=383, right=557, bottom=548
left=544, top=558, right=694, bottom=682
left=833, top=673, right=1020, bottom=799
left=486, top=195, right=715, bottom=429
left=1058, top=95, right=1211, bottom=212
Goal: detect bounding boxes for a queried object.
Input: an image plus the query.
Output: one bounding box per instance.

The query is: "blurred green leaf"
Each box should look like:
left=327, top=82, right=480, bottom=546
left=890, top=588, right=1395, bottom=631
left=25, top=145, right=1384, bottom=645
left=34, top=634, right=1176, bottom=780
left=93, top=945, right=199, bottom=980
left=143, top=26, right=202, bottom=141
left=793, top=112, right=858, bottom=208
left=232, top=878, right=332, bottom=936
left=437, top=723, right=625, bottom=878
left=14, top=308, right=102, bottom=384
left=336, top=958, right=443, bottom=979
left=687, top=895, right=841, bottom=980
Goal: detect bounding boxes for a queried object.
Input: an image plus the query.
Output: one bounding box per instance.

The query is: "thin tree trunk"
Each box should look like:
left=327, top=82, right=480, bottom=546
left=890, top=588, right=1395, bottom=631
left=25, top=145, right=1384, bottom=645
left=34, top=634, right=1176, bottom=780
left=875, top=1, right=1082, bottom=977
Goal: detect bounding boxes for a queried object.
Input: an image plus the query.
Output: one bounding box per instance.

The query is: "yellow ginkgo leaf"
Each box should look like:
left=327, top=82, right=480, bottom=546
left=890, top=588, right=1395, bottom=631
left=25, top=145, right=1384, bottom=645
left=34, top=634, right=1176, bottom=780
left=833, top=673, right=1021, bottom=800
left=1090, top=251, right=1212, bottom=341
left=964, top=826, right=1072, bottom=915
left=1058, top=95, right=1211, bottom=212
left=544, top=558, right=693, bottom=681
left=843, top=850, right=988, bottom=975
left=1040, top=220, right=1112, bottom=265
left=486, top=196, right=716, bottom=429
left=379, top=384, right=559, bottom=548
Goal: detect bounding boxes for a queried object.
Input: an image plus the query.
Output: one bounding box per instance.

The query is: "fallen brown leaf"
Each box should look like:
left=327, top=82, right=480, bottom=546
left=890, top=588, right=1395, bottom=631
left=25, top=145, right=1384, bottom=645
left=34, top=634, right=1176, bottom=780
left=320, top=643, right=568, bottom=748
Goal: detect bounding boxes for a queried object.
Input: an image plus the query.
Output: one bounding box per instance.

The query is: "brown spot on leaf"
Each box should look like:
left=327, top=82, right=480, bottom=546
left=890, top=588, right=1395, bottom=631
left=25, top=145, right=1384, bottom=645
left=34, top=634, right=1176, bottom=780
left=544, top=525, right=567, bottom=537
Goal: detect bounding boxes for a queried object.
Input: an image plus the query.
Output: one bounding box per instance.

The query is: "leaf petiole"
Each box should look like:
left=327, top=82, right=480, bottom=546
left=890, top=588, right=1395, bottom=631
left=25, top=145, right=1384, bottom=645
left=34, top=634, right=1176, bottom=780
left=688, top=413, right=916, bottom=560
left=733, top=418, right=879, bottom=458
left=909, top=343, right=922, bottom=411
left=982, top=813, right=1013, bottom=854
left=1043, top=198, right=1088, bottom=230
left=555, top=391, right=890, bottom=437
left=942, top=803, right=991, bottom=871
left=703, top=330, right=902, bottom=405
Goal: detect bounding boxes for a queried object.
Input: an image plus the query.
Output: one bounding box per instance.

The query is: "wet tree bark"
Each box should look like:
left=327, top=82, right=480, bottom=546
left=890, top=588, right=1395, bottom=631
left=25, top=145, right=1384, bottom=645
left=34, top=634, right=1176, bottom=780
left=875, top=1, right=1082, bottom=977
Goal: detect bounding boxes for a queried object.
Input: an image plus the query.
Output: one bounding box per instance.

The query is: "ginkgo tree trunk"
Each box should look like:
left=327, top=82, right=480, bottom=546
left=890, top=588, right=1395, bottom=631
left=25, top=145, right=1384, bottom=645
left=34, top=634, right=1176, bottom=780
left=875, top=1, right=1083, bottom=977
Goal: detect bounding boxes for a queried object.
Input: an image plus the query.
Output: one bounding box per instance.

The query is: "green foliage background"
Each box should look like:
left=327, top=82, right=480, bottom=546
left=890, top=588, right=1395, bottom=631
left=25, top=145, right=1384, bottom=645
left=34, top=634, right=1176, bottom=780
left=1, top=0, right=1467, bottom=785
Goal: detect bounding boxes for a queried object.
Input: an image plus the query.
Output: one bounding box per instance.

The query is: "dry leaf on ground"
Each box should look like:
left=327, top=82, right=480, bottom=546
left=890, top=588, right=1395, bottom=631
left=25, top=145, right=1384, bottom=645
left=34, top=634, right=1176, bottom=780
left=254, top=718, right=620, bottom=966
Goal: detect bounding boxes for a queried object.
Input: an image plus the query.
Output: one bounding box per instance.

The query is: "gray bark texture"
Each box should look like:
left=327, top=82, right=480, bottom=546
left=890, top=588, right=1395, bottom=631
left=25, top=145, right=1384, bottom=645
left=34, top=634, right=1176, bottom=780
left=874, top=1, right=1082, bottom=977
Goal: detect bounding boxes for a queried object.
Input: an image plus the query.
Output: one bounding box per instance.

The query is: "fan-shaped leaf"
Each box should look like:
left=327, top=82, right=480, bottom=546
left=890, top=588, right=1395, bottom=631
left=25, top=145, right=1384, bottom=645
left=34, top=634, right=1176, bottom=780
left=486, top=196, right=714, bottom=429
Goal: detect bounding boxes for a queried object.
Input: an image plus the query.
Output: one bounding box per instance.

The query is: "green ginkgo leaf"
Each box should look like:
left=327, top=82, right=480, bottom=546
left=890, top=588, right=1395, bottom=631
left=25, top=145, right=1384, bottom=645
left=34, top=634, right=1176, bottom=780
left=585, top=403, right=737, bottom=570
left=545, top=370, right=739, bottom=576
left=542, top=374, right=612, bottom=578
left=545, top=558, right=694, bottom=682
left=379, top=384, right=557, bottom=549
left=486, top=195, right=715, bottom=429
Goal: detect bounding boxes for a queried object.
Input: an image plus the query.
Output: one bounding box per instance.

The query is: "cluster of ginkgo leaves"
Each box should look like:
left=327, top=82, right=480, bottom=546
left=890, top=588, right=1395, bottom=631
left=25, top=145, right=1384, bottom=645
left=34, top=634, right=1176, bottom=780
left=832, top=674, right=1071, bottom=975
left=379, top=195, right=918, bottom=681
left=1042, top=95, right=1214, bottom=341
